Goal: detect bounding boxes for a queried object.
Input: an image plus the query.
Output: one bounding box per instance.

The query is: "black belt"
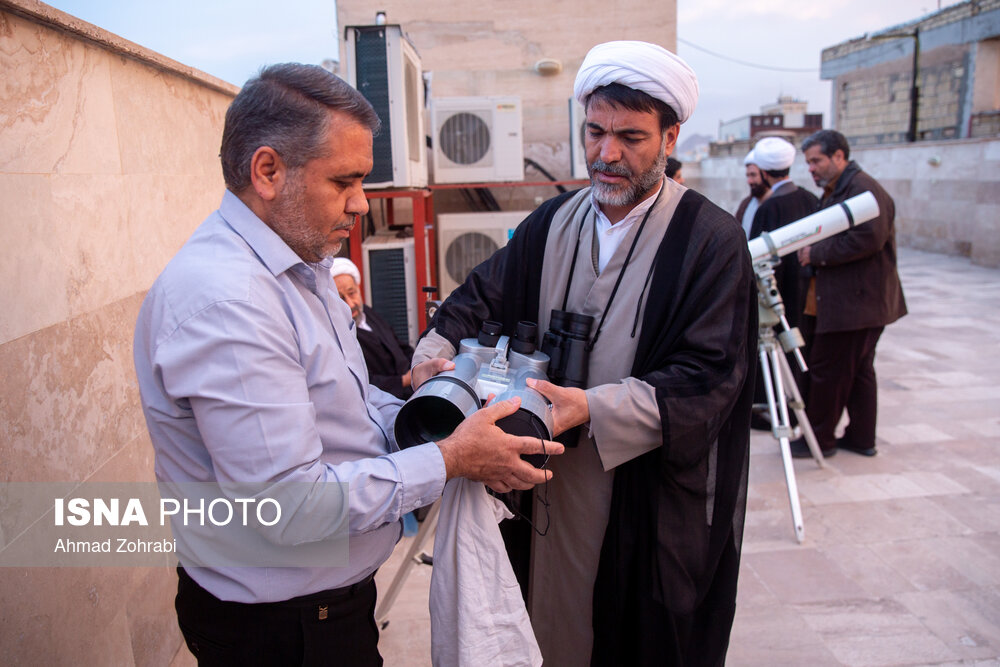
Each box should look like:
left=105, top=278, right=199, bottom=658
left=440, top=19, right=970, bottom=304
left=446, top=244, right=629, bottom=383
left=177, top=567, right=375, bottom=608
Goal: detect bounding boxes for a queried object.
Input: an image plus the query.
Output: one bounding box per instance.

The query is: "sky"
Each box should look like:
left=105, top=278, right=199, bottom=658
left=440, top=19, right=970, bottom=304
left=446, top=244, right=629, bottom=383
left=45, top=0, right=955, bottom=142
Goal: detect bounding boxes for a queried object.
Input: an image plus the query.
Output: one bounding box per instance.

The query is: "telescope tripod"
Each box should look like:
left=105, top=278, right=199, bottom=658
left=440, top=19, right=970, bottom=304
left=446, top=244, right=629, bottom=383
left=754, top=261, right=826, bottom=544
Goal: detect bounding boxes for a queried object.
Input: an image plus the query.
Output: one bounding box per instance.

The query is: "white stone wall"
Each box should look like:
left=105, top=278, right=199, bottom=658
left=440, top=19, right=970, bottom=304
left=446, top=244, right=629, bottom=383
left=688, top=137, right=1000, bottom=268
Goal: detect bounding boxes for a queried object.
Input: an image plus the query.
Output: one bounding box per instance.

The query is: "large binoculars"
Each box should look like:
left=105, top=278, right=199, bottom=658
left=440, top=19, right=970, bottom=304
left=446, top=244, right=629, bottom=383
left=539, top=309, right=594, bottom=390
left=394, top=321, right=554, bottom=467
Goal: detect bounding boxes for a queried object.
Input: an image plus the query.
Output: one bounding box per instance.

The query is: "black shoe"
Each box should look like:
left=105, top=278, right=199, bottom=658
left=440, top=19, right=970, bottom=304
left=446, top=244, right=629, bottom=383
left=790, top=437, right=835, bottom=459
left=837, top=438, right=877, bottom=457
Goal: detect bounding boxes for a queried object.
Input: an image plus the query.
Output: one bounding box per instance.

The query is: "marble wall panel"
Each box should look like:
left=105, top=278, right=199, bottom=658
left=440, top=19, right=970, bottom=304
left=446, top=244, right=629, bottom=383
left=110, top=56, right=229, bottom=178
left=0, top=292, right=146, bottom=482
left=0, top=10, right=121, bottom=175
left=124, top=172, right=222, bottom=292
left=0, top=173, right=70, bottom=344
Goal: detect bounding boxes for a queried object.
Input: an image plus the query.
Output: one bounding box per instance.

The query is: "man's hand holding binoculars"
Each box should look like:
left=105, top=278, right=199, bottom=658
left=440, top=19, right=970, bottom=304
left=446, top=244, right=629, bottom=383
left=525, top=378, right=590, bottom=437
left=435, top=396, right=564, bottom=492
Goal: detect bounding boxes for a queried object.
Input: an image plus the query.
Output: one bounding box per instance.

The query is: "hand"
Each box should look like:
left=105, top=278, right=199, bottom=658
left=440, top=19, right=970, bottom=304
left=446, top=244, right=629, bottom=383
left=437, top=397, right=564, bottom=490
left=411, top=358, right=454, bottom=390
left=798, top=246, right=811, bottom=266
left=402, top=370, right=411, bottom=388
left=525, top=378, right=590, bottom=436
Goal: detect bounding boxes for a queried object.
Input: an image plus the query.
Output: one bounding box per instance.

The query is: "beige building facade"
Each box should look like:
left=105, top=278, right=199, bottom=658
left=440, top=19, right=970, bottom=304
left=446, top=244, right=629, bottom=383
left=336, top=1, right=679, bottom=209
left=821, top=0, right=1000, bottom=146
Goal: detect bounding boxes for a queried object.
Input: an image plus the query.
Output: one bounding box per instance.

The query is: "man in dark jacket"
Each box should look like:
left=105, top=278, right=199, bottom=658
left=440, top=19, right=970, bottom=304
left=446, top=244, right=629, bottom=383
left=791, top=130, right=907, bottom=458
left=331, top=257, right=414, bottom=399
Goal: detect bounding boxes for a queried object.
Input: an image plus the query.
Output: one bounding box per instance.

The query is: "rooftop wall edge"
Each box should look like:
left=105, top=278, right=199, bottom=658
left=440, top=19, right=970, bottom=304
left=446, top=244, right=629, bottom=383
left=0, top=0, right=241, bottom=97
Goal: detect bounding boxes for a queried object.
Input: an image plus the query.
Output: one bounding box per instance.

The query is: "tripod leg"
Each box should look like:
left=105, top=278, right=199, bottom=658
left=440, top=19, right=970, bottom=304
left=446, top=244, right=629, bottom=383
left=776, top=353, right=826, bottom=468
left=779, top=356, right=826, bottom=468
left=769, top=346, right=806, bottom=544
left=374, top=498, right=441, bottom=628
left=759, top=344, right=781, bottom=433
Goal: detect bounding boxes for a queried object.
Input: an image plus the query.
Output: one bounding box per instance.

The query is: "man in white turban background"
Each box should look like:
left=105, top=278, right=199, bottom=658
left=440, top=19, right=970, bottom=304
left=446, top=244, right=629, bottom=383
left=412, top=40, right=757, bottom=665
left=735, top=149, right=771, bottom=239
left=748, top=137, right=820, bottom=408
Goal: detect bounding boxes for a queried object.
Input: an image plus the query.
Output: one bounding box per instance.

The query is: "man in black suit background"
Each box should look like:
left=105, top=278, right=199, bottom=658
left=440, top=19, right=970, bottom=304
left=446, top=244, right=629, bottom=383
left=331, top=257, right=414, bottom=400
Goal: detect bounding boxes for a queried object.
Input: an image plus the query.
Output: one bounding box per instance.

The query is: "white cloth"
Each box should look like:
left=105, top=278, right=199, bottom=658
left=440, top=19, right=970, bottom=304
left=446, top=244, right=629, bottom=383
left=573, top=40, right=699, bottom=123
left=753, top=137, right=795, bottom=170
left=744, top=149, right=757, bottom=165
left=430, top=479, right=542, bottom=667
left=330, top=256, right=361, bottom=284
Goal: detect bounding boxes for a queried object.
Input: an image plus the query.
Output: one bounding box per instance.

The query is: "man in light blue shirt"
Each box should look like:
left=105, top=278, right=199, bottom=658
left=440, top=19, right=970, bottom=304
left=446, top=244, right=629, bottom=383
left=133, top=63, right=559, bottom=665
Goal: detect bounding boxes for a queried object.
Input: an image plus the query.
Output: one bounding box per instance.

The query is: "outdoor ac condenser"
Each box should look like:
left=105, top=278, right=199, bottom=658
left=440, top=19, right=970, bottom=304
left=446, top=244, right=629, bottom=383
left=361, top=235, right=418, bottom=347
left=344, top=24, right=427, bottom=189
left=430, top=96, right=524, bottom=184
left=436, top=211, right=530, bottom=299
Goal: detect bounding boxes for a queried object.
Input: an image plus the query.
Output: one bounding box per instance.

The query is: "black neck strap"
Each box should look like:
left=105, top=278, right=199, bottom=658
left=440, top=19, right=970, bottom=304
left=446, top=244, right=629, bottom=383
left=559, top=185, right=664, bottom=351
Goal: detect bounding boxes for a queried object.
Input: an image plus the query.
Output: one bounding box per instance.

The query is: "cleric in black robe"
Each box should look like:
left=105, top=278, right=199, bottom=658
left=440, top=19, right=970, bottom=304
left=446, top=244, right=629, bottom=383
left=331, top=257, right=414, bottom=399
left=748, top=137, right=820, bottom=331
left=413, top=41, right=757, bottom=666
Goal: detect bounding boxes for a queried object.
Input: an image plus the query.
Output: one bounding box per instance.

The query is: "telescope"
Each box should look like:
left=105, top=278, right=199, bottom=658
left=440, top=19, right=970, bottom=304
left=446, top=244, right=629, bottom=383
left=748, top=191, right=879, bottom=543
left=748, top=191, right=879, bottom=264
left=750, top=190, right=879, bottom=369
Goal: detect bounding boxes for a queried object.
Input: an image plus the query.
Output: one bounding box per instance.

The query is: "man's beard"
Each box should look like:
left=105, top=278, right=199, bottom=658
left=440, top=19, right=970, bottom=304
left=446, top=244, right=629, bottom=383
left=749, top=182, right=769, bottom=199
left=589, top=141, right=668, bottom=209
left=269, top=174, right=348, bottom=262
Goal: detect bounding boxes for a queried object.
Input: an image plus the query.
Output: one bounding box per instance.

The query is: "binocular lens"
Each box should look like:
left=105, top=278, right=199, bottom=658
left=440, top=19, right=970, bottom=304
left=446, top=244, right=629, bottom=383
left=395, top=396, right=467, bottom=449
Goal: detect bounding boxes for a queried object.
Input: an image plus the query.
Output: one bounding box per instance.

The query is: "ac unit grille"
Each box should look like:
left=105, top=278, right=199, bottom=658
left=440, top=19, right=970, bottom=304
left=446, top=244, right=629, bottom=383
left=444, top=232, right=500, bottom=285
left=439, top=112, right=491, bottom=165
left=367, top=247, right=410, bottom=343
left=355, top=28, right=393, bottom=185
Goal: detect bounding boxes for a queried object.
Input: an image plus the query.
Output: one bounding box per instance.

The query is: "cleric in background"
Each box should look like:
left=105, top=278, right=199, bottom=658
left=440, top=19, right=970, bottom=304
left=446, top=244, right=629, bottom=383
left=331, top=257, right=414, bottom=399
left=735, top=149, right=771, bottom=239
left=749, top=136, right=819, bottom=333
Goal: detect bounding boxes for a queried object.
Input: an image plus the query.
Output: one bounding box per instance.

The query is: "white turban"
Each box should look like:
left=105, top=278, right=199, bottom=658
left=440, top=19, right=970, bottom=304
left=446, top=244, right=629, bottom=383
left=753, top=137, right=796, bottom=170
left=744, top=149, right=757, bottom=165
left=330, top=257, right=361, bottom=285
left=573, top=40, right=699, bottom=124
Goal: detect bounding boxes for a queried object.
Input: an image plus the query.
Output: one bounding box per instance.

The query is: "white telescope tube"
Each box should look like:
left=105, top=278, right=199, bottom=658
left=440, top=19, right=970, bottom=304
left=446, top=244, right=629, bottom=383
left=748, top=191, right=880, bottom=264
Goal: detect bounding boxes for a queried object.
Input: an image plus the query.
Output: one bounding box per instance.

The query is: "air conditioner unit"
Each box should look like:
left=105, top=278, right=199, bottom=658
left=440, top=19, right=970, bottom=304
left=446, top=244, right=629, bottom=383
left=362, top=236, right=418, bottom=347
left=345, top=25, right=427, bottom=189
left=436, top=211, right=531, bottom=298
left=569, top=97, right=589, bottom=180
left=431, top=96, right=524, bottom=184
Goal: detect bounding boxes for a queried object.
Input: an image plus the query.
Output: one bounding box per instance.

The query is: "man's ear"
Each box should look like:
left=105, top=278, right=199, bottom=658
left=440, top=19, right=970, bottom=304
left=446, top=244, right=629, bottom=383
left=249, top=146, right=286, bottom=201
left=663, top=124, right=681, bottom=157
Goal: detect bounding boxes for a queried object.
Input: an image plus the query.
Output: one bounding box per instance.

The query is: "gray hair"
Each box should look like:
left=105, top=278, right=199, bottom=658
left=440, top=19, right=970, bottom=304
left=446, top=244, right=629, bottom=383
left=220, top=63, right=380, bottom=192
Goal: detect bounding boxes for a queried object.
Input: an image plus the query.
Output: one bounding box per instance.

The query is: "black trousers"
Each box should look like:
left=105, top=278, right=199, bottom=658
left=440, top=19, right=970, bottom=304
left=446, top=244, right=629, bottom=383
left=175, top=567, right=382, bottom=666
left=801, top=317, right=884, bottom=450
